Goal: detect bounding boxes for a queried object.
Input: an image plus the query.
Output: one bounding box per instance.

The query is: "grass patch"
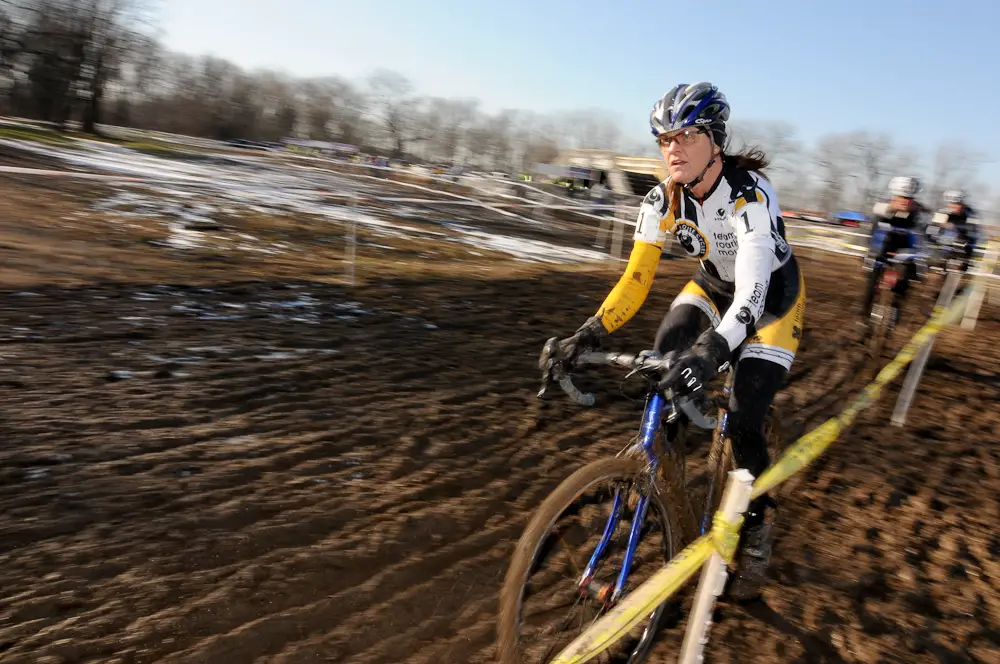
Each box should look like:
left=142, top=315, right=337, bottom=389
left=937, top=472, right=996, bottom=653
left=123, top=141, right=214, bottom=162
left=0, top=125, right=74, bottom=146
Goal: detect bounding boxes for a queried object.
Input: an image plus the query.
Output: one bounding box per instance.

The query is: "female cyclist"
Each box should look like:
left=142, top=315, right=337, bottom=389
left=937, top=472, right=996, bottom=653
left=544, top=81, right=806, bottom=600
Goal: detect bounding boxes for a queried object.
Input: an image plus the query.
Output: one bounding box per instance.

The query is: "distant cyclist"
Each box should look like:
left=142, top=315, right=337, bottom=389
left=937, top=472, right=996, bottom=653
left=859, top=176, right=929, bottom=329
left=927, top=189, right=979, bottom=273
left=542, top=82, right=805, bottom=601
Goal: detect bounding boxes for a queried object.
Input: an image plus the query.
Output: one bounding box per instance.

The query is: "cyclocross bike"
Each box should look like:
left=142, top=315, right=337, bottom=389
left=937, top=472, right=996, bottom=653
left=863, top=252, right=924, bottom=376
left=496, top=340, right=783, bottom=664
left=863, top=229, right=972, bottom=378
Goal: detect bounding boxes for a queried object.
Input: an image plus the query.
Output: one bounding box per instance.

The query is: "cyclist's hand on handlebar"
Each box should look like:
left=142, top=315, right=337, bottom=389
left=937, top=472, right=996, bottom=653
left=658, top=329, right=731, bottom=397
left=538, top=316, right=608, bottom=396
left=541, top=316, right=607, bottom=370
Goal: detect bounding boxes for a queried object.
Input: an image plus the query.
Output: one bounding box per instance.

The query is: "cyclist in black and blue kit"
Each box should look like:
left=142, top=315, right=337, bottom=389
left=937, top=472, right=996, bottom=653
left=928, top=190, right=979, bottom=273
left=859, top=176, right=929, bottom=328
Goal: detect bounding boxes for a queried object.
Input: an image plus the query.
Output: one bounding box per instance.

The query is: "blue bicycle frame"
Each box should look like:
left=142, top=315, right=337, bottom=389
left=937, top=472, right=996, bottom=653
left=579, top=391, right=667, bottom=602
left=578, top=383, right=733, bottom=604
left=869, top=227, right=920, bottom=257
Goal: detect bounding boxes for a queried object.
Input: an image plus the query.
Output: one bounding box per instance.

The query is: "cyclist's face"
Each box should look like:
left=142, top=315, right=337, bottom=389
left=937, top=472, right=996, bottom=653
left=658, top=128, right=715, bottom=184
left=892, top=196, right=916, bottom=212
left=948, top=202, right=963, bottom=214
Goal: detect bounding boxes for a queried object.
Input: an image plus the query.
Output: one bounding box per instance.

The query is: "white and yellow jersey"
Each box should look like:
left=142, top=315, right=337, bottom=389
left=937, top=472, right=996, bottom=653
left=595, top=159, right=794, bottom=353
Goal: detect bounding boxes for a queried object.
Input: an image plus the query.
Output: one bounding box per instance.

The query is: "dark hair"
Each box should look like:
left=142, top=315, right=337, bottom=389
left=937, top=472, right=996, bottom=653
left=665, top=143, right=771, bottom=210
left=725, top=145, right=769, bottom=172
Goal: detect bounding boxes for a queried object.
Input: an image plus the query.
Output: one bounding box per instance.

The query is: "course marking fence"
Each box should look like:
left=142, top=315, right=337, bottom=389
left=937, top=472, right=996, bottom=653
left=1, top=156, right=998, bottom=283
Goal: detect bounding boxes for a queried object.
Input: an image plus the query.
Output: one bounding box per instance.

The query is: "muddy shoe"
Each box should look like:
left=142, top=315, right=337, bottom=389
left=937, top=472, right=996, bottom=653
left=726, top=522, right=774, bottom=602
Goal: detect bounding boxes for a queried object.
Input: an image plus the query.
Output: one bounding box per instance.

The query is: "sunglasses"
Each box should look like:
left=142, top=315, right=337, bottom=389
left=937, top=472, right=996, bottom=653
left=657, top=127, right=707, bottom=148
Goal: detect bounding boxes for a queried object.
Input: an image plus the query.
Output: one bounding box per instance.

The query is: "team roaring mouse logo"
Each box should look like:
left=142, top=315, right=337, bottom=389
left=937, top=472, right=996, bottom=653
left=672, top=221, right=709, bottom=258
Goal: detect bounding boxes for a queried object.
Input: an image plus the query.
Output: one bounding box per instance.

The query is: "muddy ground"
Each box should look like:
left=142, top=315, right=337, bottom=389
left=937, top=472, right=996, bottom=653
left=0, top=153, right=999, bottom=664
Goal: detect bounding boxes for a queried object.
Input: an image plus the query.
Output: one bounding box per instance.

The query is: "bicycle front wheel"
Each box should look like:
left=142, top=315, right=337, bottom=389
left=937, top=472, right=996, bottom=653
left=866, top=285, right=895, bottom=379
left=497, top=457, right=685, bottom=664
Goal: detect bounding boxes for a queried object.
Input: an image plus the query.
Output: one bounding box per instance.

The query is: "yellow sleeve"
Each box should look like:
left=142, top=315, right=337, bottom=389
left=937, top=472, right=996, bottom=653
left=595, top=240, right=663, bottom=333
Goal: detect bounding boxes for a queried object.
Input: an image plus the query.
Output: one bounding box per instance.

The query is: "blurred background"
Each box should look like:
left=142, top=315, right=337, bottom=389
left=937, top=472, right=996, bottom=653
left=1, top=0, right=998, bottom=215
left=1, top=3, right=999, bottom=664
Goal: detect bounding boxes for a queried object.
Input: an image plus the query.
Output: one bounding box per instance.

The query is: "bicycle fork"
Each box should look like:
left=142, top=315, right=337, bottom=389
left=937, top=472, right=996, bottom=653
left=578, top=393, right=666, bottom=606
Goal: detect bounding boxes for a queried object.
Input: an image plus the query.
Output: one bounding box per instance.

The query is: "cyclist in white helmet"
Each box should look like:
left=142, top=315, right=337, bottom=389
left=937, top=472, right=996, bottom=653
left=859, top=176, right=929, bottom=327
left=928, top=189, right=979, bottom=272
left=542, top=81, right=806, bottom=601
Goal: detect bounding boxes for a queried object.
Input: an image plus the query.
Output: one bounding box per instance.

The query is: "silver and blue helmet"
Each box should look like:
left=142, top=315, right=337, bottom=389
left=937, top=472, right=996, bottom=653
left=650, top=82, right=730, bottom=146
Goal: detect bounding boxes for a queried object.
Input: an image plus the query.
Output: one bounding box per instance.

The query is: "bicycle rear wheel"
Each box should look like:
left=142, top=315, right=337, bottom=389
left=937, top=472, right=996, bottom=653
left=497, top=456, right=685, bottom=664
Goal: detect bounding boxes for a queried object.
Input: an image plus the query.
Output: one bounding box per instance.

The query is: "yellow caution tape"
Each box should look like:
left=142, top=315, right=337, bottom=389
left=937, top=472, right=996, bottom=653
left=751, top=289, right=969, bottom=499
left=550, top=285, right=973, bottom=664
left=549, top=536, right=714, bottom=664
left=711, top=512, right=744, bottom=563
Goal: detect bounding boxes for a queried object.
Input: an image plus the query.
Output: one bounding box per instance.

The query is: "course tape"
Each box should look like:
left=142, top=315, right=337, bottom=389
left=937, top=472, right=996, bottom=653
left=549, top=536, right=715, bottom=664
left=751, top=289, right=970, bottom=499
left=550, top=286, right=973, bottom=664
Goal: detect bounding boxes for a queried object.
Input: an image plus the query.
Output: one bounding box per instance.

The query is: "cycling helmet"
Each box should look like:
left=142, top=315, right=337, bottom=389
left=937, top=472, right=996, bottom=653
left=888, top=176, right=920, bottom=198
left=943, top=189, right=965, bottom=205
left=650, top=82, right=730, bottom=147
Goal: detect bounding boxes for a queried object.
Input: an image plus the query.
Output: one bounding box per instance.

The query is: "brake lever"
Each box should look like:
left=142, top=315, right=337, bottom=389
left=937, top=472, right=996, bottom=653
left=536, top=336, right=597, bottom=407
left=679, top=397, right=719, bottom=429
left=537, top=337, right=561, bottom=400
left=558, top=376, right=596, bottom=407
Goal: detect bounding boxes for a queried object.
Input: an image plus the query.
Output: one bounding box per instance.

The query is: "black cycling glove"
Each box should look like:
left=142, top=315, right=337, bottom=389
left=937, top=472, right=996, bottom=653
left=659, top=328, right=731, bottom=397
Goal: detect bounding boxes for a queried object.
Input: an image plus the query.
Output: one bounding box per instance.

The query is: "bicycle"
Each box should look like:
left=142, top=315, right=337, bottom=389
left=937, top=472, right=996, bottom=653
left=496, top=342, right=783, bottom=664
left=862, top=252, right=924, bottom=376
left=926, top=230, right=973, bottom=299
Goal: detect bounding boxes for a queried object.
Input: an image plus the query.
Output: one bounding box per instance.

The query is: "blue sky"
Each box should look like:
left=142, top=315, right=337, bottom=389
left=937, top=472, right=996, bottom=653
left=158, top=0, right=1000, bottom=189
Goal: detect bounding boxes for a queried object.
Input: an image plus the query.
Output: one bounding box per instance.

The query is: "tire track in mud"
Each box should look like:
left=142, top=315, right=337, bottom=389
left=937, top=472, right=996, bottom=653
left=2, top=249, right=999, bottom=663
left=1, top=331, right=639, bottom=663
left=26, top=405, right=595, bottom=661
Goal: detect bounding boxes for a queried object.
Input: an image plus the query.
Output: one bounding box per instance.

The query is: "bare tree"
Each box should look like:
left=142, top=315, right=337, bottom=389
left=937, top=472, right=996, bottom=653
left=298, top=78, right=336, bottom=140
left=4, top=0, right=153, bottom=131
left=1, top=12, right=990, bottom=209
left=463, top=115, right=492, bottom=169
left=109, top=31, right=160, bottom=125
left=326, top=77, right=368, bottom=145
left=555, top=108, right=621, bottom=151
left=79, top=0, right=148, bottom=133
left=928, top=142, right=987, bottom=208
left=366, top=69, right=417, bottom=157
left=849, top=131, right=893, bottom=212
left=812, top=133, right=857, bottom=214
left=421, top=97, right=476, bottom=164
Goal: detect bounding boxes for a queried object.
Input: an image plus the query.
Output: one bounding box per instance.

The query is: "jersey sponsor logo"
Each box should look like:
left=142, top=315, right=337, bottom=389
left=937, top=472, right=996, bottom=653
left=644, top=186, right=664, bottom=210
left=712, top=230, right=738, bottom=257
left=673, top=221, right=709, bottom=258
left=731, top=182, right=760, bottom=207
left=736, top=305, right=755, bottom=326
left=748, top=281, right=766, bottom=307
left=772, top=229, right=790, bottom=255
